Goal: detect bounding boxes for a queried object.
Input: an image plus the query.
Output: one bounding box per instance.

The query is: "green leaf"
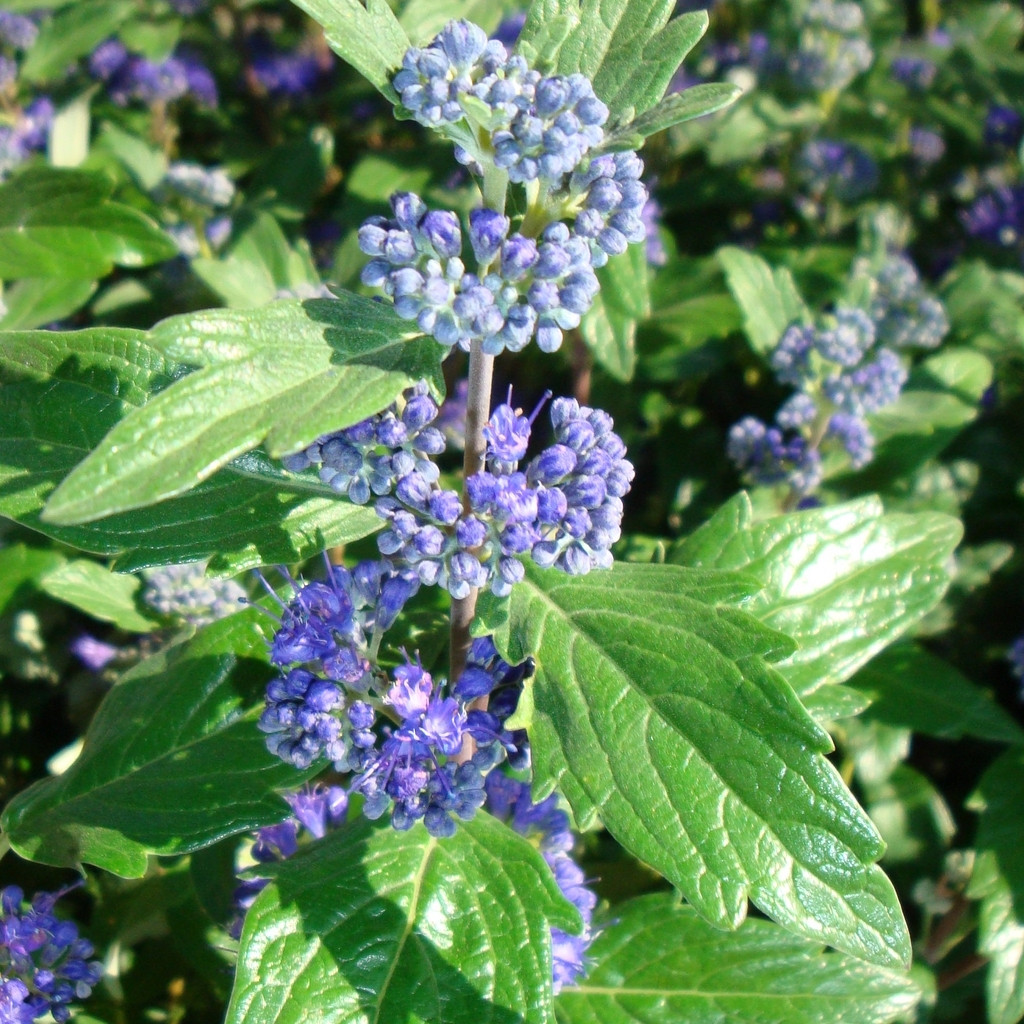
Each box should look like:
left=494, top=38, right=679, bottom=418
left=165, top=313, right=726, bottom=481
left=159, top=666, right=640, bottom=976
left=49, top=91, right=92, bottom=169
left=579, top=244, right=649, bottom=381
left=285, top=0, right=409, bottom=97
left=0, top=168, right=176, bottom=279
left=967, top=751, right=1024, bottom=1024
left=717, top=245, right=810, bottom=356
left=849, top=644, right=1024, bottom=745
left=0, top=610, right=307, bottom=877
left=603, top=82, right=742, bottom=148
left=555, top=894, right=926, bottom=1024
left=519, top=5, right=710, bottom=125
left=21, top=0, right=135, bottom=82
left=851, top=349, right=994, bottom=485
left=0, top=544, right=65, bottom=615
left=0, top=277, right=96, bottom=330
left=42, top=295, right=443, bottom=525
left=36, top=559, right=156, bottom=632
left=398, top=0, right=523, bottom=43
left=480, top=561, right=911, bottom=968
left=227, top=814, right=578, bottom=1024
left=672, top=494, right=962, bottom=698
left=0, top=331, right=379, bottom=574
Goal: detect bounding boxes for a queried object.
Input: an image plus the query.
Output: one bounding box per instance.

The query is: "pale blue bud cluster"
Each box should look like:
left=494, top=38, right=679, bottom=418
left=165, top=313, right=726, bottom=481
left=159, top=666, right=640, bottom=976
left=729, top=253, right=948, bottom=494
left=358, top=20, right=649, bottom=356
left=792, top=0, right=873, bottom=93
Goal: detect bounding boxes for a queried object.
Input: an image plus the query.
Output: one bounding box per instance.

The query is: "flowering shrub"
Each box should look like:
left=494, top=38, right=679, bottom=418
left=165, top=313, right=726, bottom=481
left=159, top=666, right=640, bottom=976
left=0, top=1, right=1023, bottom=1024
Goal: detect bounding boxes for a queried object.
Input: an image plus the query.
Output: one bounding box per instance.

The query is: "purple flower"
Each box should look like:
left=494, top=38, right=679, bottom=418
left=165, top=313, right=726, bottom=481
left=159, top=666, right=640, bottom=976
left=69, top=634, right=120, bottom=672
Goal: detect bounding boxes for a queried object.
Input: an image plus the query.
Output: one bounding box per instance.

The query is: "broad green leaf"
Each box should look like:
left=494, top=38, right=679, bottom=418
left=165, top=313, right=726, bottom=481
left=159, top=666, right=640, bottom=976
left=49, top=92, right=91, bottom=169
left=0, top=168, right=176, bottom=279
left=555, top=894, right=926, bottom=1024
left=580, top=244, right=649, bottom=381
left=0, top=544, right=64, bottom=615
left=519, top=5, right=709, bottom=125
left=227, top=814, right=579, bottom=1024
left=21, top=0, right=135, bottom=82
left=37, top=559, right=157, bottom=632
left=852, top=349, right=994, bottom=485
left=717, top=245, right=810, bottom=356
left=0, top=331, right=380, bottom=573
left=0, top=277, right=96, bottom=330
left=118, top=17, right=181, bottom=61
left=0, top=610, right=308, bottom=877
left=247, top=129, right=335, bottom=221
left=850, top=644, right=1024, bottom=745
left=968, top=752, right=1024, bottom=1024
left=603, top=82, right=741, bottom=149
left=480, top=562, right=911, bottom=968
left=286, top=0, right=409, bottom=97
left=90, top=124, right=169, bottom=191
left=672, top=494, right=962, bottom=697
left=42, top=295, right=443, bottom=524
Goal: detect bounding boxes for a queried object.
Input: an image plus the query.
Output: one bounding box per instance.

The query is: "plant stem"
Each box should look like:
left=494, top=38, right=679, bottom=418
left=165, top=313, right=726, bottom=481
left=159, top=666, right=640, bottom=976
left=450, top=336, right=494, bottom=690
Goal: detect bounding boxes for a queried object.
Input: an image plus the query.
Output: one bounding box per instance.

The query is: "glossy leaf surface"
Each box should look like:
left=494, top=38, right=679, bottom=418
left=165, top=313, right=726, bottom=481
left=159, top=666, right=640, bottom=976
left=480, top=562, right=911, bottom=967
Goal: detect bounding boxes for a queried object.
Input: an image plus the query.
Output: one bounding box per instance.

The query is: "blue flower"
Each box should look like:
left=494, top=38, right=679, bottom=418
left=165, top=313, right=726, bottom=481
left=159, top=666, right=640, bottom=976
left=0, top=887, right=103, bottom=1024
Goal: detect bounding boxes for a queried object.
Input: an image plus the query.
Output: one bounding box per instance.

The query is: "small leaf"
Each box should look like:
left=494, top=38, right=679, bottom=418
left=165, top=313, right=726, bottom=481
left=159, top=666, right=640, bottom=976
left=555, top=894, right=926, bottom=1024
left=481, top=561, right=911, bottom=967
left=579, top=244, right=649, bottom=381
left=21, top=0, right=135, bottom=82
left=0, top=610, right=309, bottom=877
left=42, top=294, right=443, bottom=525
left=285, top=0, right=409, bottom=97
left=37, top=558, right=157, bottom=632
left=0, top=168, right=176, bottom=279
left=227, top=814, right=578, bottom=1024
left=968, top=751, right=1024, bottom=1024
left=0, top=331, right=380, bottom=572
left=850, top=643, right=1024, bottom=745
left=718, top=245, right=810, bottom=356
left=603, top=82, right=742, bottom=148
left=672, top=494, right=962, bottom=698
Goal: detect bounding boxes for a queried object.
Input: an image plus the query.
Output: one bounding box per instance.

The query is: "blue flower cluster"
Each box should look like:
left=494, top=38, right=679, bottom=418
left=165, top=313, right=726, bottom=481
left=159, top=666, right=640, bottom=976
left=286, top=384, right=633, bottom=598
left=729, top=254, right=948, bottom=495
left=163, top=162, right=236, bottom=209
left=89, top=39, right=217, bottom=108
left=797, top=139, right=879, bottom=204
left=0, top=887, right=103, bottom=1024
left=259, top=563, right=533, bottom=836
left=962, top=184, right=1024, bottom=267
left=483, top=774, right=596, bottom=992
left=247, top=31, right=332, bottom=100
left=357, top=20, right=649, bottom=355
left=1009, top=634, right=1024, bottom=698
left=142, top=561, right=246, bottom=627
left=231, top=783, right=349, bottom=937
left=0, top=97, right=51, bottom=181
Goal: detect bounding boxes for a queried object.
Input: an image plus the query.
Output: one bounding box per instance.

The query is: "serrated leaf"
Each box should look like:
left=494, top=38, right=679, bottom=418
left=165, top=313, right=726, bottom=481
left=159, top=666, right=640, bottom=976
left=850, top=643, right=1024, bottom=745
left=0, top=330, right=380, bottom=572
left=672, top=494, right=962, bottom=697
left=519, top=5, right=709, bottom=124
left=37, top=558, right=156, bottom=632
left=286, top=0, right=409, bottom=97
left=21, top=0, right=135, bottom=82
left=41, top=295, right=443, bottom=525
left=0, top=610, right=309, bottom=877
left=603, top=82, right=741, bottom=148
left=579, top=244, right=649, bottom=381
left=0, top=168, right=176, bottom=279
left=968, top=751, right=1024, bottom=1024
left=227, top=814, right=578, bottom=1024
left=555, top=894, right=925, bottom=1024
left=718, top=245, right=810, bottom=356
left=480, top=561, right=911, bottom=967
